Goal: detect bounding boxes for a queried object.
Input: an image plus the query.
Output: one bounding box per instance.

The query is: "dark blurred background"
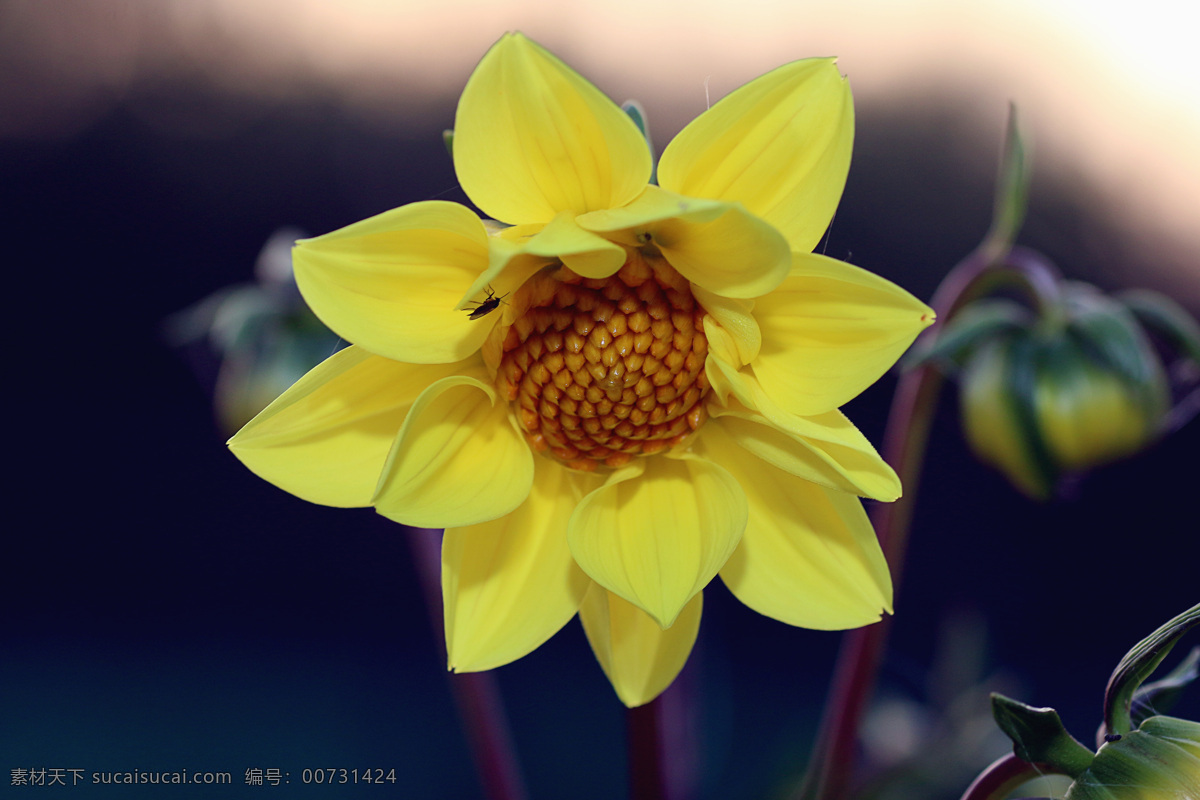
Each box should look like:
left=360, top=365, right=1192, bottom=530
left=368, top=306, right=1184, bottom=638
left=3, top=2, right=1198, bottom=798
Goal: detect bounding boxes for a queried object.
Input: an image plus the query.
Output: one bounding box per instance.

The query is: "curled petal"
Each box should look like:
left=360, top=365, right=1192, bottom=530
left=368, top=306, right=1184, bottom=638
left=293, top=201, right=493, bottom=364
left=443, top=460, right=594, bottom=672
left=579, top=584, right=703, bottom=708
left=567, top=455, right=746, bottom=628
left=522, top=212, right=627, bottom=278
left=372, top=372, right=534, bottom=527
left=653, top=204, right=790, bottom=299
left=754, top=252, right=934, bottom=416
left=576, top=184, right=727, bottom=233
left=228, top=346, right=470, bottom=507
left=707, top=360, right=901, bottom=501
left=702, top=321, right=745, bottom=394
left=658, top=58, right=853, bottom=253
left=579, top=185, right=790, bottom=299
left=697, top=423, right=892, bottom=629
left=457, top=232, right=555, bottom=318
left=695, top=287, right=761, bottom=366
left=454, top=33, right=651, bottom=224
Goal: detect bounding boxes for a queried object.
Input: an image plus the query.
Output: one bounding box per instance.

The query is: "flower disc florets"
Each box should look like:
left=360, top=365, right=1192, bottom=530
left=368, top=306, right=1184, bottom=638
left=498, top=249, right=710, bottom=472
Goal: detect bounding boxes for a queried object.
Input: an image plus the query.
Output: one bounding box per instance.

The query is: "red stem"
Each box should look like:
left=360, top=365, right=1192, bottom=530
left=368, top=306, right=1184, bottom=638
left=629, top=698, right=668, bottom=800
left=405, top=526, right=529, bottom=800
left=627, top=665, right=696, bottom=800
left=798, top=246, right=1064, bottom=800
left=798, top=359, right=943, bottom=800
left=958, top=754, right=1060, bottom=800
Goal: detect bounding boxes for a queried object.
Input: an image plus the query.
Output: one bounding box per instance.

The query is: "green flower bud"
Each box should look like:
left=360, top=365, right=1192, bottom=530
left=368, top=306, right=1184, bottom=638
left=1031, top=332, right=1163, bottom=473
left=212, top=317, right=340, bottom=434
left=949, top=284, right=1169, bottom=499
left=960, top=336, right=1053, bottom=498
left=167, top=228, right=342, bottom=434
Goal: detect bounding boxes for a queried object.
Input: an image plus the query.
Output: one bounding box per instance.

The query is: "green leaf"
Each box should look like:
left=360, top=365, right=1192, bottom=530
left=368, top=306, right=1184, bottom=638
left=904, top=298, right=1030, bottom=370
left=991, top=693, right=1095, bottom=778
left=959, top=336, right=1057, bottom=499
left=442, top=128, right=454, bottom=159
left=622, top=100, right=657, bottom=185
left=1131, top=647, right=1200, bottom=726
left=1119, top=288, right=1200, bottom=365
left=1064, top=286, right=1160, bottom=387
left=982, top=104, right=1031, bottom=260
left=622, top=99, right=648, bottom=139
left=1066, top=716, right=1200, bottom=799
left=1104, top=603, right=1200, bottom=737
left=1007, top=334, right=1060, bottom=498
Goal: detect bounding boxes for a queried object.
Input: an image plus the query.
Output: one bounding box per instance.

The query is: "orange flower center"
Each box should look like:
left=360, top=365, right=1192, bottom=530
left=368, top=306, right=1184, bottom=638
left=498, top=250, right=710, bottom=471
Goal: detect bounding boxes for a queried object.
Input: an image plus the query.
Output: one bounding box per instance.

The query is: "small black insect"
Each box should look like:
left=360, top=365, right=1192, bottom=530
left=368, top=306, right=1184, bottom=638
left=463, top=286, right=507, bottom=320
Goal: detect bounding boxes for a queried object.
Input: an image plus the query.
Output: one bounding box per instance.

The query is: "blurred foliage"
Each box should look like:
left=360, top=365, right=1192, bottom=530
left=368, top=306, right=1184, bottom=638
left=166, top=227, right=342, bottom=434
left=849, top=612, right=1023, bottom=800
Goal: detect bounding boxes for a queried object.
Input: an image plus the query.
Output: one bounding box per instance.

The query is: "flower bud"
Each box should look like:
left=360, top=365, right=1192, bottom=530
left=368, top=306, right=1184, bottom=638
left=950, top=284, right=1169, bottom=499
left=167, top=228, right=342, bottom=434
left=959, top=336, right=1051, bottom=498
left=1033, top=335, right=1160, bottom=471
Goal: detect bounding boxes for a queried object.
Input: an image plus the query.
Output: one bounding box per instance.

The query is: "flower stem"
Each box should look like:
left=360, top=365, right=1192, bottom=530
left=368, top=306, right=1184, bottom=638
left=628, top=698, right=669, bottom=800
left=450, top=671, right=529, bottom=800
left=797, top=244, right=1062, bottom=800
left=795, top=359, right=943, bottom=800
left=405, top=526, right=529, bottom=800
left=628, top=669, right=694, bottom=800
left=1163, top=384, right=1200, bottom=436
left=958, top=753, right=1061, bottom=800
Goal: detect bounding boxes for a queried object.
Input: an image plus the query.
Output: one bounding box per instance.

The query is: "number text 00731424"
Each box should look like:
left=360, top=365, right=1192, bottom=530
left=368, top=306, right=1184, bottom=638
left=300, top=768, right=397, bottom=785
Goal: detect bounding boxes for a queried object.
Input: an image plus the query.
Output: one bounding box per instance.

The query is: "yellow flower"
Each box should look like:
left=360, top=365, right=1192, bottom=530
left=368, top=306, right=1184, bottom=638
left=228, top=33, right=933, bottom=707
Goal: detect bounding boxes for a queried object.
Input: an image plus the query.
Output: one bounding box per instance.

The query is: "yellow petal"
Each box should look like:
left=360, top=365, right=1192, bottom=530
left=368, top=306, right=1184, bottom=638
left=228, top=345, right=469, bottom=507
left=579, top=584, right=703, bottom=708
left=754, top=252, right=934, bottom=416
left=701, top=322, right=745, bottom=393
left=712, top=410, right=898, bottom=500
left=695, top=287, right=761, bottom=366
left=576, top=184, right=728, bottom=234
left=653, top=203, right=790, bottom=299
left=443, top=459, right=594, bottom=672
left=579, top=185, right=790, bottom=298
left=293, top=201, right=493, bottom=364
left=457, top=233, right=555, bottom=319
left=372, top=371, right=533, bottom=527
left=707, top=359, right=901, bottom=501
left=567, top=455, right=746, bottom=628
left=697, top=423, right=892, bottom=629
left=522, top=212, right=626, bottom=278
left=453, top=33, right=651, bottom=224
left=658, top=58, right=853, bottom=253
